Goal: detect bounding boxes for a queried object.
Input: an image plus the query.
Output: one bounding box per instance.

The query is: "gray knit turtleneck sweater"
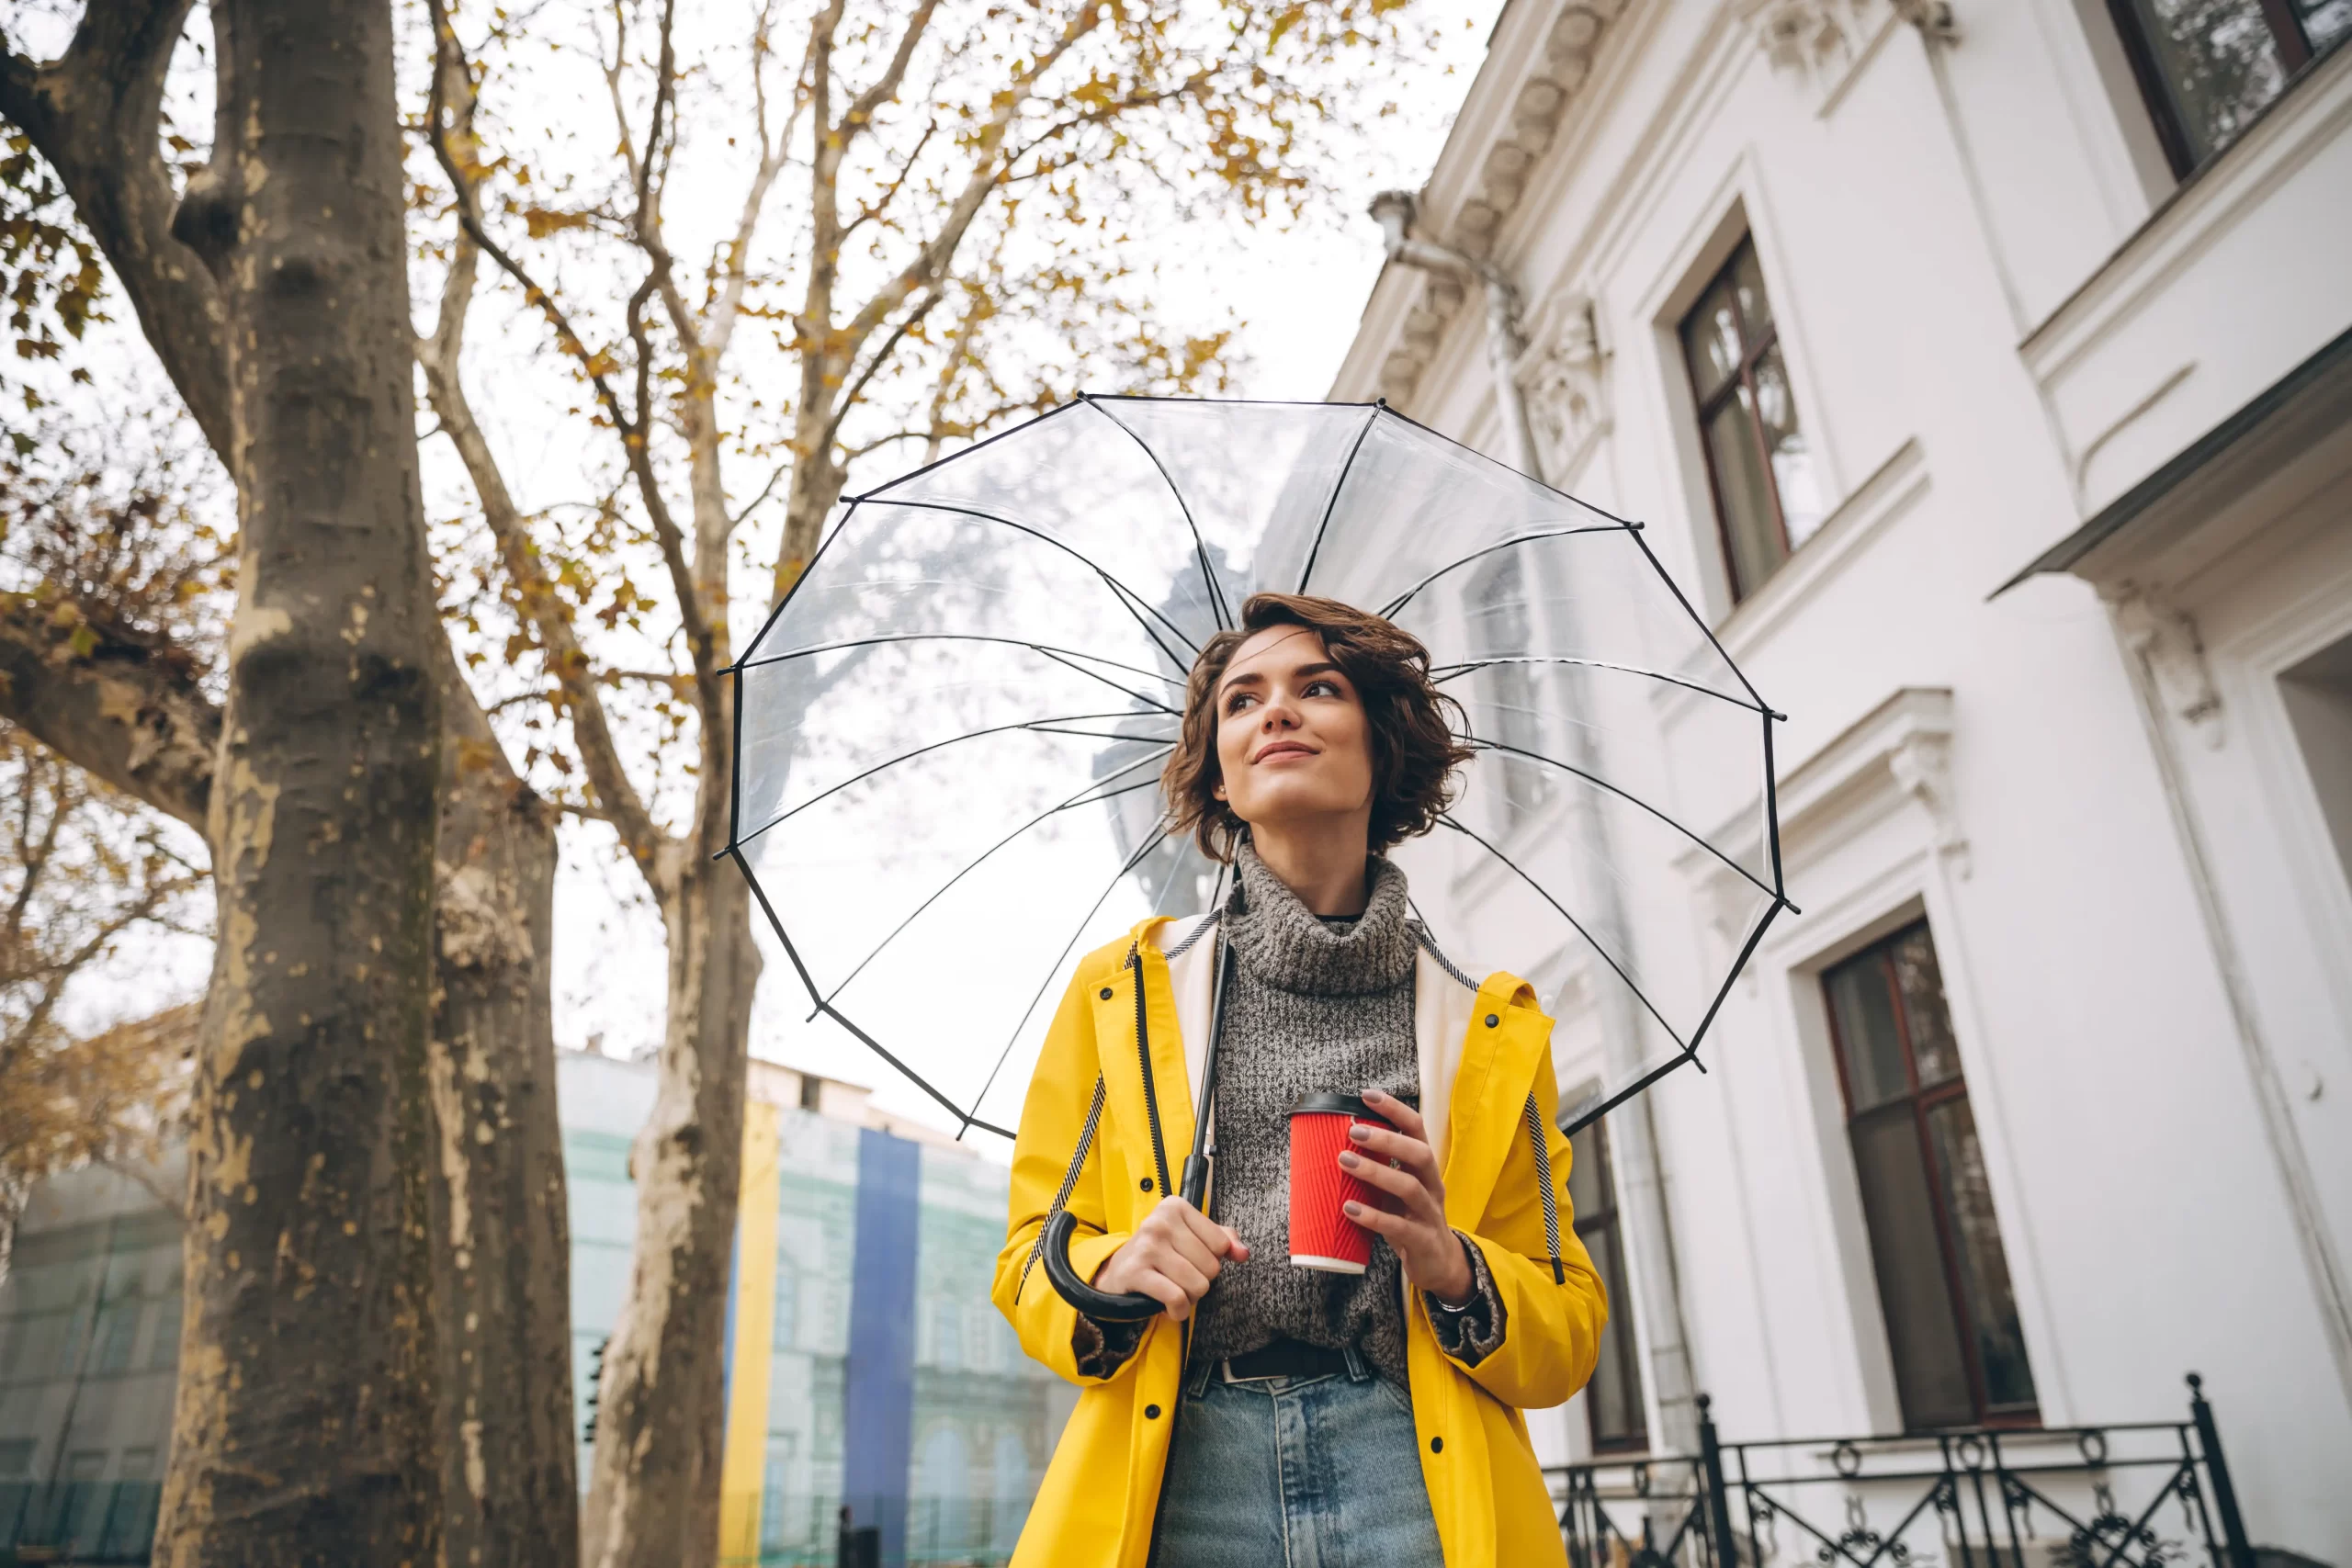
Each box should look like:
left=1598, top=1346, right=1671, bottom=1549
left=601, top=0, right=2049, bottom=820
left=1073, top=842, right=1504, bottom=1386
left=1187, top=841, right=1426, bottom=1385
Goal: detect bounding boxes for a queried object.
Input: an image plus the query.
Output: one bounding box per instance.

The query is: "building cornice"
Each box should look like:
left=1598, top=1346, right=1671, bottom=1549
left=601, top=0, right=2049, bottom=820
left=1330, top=0, right=1637, bottom=408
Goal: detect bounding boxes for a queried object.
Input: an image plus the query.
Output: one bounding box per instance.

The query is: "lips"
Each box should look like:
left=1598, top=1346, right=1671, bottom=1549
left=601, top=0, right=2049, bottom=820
left=1251, top=741, right=1316, bottom=764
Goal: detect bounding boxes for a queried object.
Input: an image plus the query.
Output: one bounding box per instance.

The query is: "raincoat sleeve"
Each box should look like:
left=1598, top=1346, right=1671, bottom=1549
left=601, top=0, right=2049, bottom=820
left=992, top=952, right=1157, bottom=1388
left=1437, top=1040, right=1609, bottom=1410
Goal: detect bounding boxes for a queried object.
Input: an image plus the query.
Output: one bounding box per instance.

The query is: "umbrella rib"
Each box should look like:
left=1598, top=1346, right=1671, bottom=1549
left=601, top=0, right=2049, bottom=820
left=1455, top=737, right=1780, bottom=900
left=731, top=710, right=1175, bottom=852
left=1627, top=523, right=1778, bottom=715
left=1295, top=404, right=1383, bottom=594
left=730, top=844, right=1012, bottom=1137
left=866, top=497, right=1201, bottom=668
left=1024, top=643, right=1186, bottom=715
left=1081, top=395, right=1231, bottom=632
left=739, top=498, right=864, bottom=671
left=1435, top=812, right=1690, bottom=1052
left=1363, top=399, right=1645, bottom=517
left=810, top=746, right=1177, bottom=1010
left=734, top=634, right=1182, bottom=706
left=1431, top=655, right=1766, bottom=715
left=966, top=823, right=1174, bottom=1127
left=1374, top=525, right=1643, bottom=622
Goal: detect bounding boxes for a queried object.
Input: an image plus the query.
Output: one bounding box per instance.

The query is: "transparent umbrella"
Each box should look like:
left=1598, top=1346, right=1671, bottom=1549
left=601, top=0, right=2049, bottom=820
left=728, top=396, right=1790, bottom=1144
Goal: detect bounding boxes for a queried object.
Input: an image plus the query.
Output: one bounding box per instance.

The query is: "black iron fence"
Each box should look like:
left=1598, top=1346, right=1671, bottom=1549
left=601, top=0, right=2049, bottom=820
left=1551, top=1375, right=2256, bottom=1568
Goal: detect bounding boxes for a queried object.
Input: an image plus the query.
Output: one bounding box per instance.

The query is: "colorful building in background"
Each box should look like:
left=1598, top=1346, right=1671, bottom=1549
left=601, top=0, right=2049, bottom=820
left=0, top=1048, right=1069, bottom=1567
left=563, top=1051, right=1074, bottom=1568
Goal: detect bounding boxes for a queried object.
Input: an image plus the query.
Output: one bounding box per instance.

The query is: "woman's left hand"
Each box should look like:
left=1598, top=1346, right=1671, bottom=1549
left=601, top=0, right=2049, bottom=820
left=1340, top=1087, right=1476, bottom=1306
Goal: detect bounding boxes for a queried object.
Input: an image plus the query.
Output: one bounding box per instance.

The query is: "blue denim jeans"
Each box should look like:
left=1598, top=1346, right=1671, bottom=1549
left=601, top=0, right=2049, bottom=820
left=1149, top=1348, right=1443, bottom=1567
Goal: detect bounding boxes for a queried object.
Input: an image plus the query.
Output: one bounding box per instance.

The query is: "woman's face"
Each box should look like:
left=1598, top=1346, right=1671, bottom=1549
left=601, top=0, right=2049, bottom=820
left=1211, top=625, right=1374, bottom=837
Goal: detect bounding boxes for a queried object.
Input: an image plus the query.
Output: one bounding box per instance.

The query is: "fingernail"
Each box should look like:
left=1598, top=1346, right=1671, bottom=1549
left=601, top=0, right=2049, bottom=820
left=1339, top=1151, right=1359, bottom=1168
left=1343, top=1201, right=1362, bottom=1216
left=1349, top=1125, right=1371, bottom=1142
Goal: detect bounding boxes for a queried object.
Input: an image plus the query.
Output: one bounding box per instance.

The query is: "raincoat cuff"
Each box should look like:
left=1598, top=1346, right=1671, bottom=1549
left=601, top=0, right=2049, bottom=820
left=1073, top=1314, right=1148, bottom=1380
left=1424, top=1231, right=1505, bottom=1366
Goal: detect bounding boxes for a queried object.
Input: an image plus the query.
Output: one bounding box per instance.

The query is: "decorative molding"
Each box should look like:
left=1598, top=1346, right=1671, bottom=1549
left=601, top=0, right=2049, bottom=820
left=2105, top=583, right=2226, bottom=749
left=1885, top=727, right=1971, bottom=877
left=1378, top=0, right=1631, bottom=406
left=1514, top=291, right=1611, bottom=482
left=1740, top=0, right=1951, bottom=110
left=1679, top=687, right=1964, bottom=929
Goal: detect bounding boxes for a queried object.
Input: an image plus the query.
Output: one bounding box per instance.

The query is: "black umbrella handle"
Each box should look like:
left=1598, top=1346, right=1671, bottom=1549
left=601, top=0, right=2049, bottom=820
left=1041, top=1208, right=1165, bottom=1323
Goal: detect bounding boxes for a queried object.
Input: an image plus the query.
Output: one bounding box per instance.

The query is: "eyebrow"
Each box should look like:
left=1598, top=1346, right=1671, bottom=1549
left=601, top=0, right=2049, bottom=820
left=1218, top=660, right=1343, bottom=695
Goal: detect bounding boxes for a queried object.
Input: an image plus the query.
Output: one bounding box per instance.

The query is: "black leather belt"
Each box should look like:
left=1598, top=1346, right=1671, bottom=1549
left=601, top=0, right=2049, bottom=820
left=1217, top=1338, right=1350, bottom=1382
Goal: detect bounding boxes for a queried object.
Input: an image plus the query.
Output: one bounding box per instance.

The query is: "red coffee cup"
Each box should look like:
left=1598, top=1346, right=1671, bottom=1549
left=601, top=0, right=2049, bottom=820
left=1288, top=1092, right=1393, bottom=1274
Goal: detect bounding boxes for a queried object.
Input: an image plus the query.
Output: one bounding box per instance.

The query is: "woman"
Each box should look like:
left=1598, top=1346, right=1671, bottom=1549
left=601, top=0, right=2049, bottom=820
left=992, top=592, right=1607, bottom=1567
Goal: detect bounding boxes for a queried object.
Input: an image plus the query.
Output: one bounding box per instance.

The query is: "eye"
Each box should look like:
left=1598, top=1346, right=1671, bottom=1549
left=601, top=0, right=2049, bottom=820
left=1225, top=691, right=1258, bottom=715
left=1304, top=678, right=1342, bottom=699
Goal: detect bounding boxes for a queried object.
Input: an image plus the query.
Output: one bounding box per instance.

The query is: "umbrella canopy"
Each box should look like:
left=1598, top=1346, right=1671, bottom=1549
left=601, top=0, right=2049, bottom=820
left=729, top=396, right=1789, bottom=1140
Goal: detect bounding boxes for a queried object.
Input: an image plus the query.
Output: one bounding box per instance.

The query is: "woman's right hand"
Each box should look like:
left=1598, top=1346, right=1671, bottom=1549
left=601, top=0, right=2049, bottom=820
left=1091, top=1197, right=1250, bottom=1323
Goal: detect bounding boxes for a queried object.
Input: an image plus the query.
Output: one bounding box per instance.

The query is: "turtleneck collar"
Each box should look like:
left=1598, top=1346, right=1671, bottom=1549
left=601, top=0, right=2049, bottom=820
left=1221, top=839, right=1416, bottom=997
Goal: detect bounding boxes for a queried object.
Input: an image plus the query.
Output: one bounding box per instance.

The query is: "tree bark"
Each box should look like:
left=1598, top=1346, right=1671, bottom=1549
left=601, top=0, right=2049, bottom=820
left=153, top=1, right=446, bottom=1562
left=580, top=849, right=760, bottom=1568
left=430, top=649, right=580, bottom=1568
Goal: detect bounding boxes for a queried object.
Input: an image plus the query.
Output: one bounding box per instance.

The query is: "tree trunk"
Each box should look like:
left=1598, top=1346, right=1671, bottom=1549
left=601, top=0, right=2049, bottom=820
left=430, top=659, right=579, bottom=1568
left=580, top=852, right=761, bottom=1568
left=153, top=2, right=446, bottom=1562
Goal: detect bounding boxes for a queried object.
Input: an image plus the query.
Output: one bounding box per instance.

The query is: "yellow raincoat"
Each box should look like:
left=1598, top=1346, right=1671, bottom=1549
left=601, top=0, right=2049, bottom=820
left=993, top=913, right=1609, bottom=1567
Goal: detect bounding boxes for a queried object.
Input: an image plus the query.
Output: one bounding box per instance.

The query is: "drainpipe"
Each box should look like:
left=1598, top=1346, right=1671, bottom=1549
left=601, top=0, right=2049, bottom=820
left=1369, top=190, right=1704, bottom=1456
left=1368, top=191, right=1544, bottom=482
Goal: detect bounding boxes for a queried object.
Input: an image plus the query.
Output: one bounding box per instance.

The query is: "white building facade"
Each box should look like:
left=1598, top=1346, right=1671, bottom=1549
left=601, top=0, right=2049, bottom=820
left=1331, top=0, right=2352, bottom=1556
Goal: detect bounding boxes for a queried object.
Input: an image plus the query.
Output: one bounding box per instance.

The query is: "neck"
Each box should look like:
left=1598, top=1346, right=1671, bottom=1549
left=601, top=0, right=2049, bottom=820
left=1244, top=818, right=1374, bottom=916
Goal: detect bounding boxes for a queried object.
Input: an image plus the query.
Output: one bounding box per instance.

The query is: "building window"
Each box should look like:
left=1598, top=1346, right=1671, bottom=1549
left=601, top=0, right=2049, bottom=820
left=2107, top=0, right=2346, bottom=175
left=1566, top=1109, right=1646, bottom=1452
left=1679, top=236, right=1825, bottom=604
left=1823, top=921, right=2039, bottom=1429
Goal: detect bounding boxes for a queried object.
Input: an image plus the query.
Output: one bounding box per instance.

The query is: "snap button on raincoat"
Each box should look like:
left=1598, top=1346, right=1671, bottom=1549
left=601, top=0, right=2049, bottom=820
left=992, top=914, right=1609, bottom=1567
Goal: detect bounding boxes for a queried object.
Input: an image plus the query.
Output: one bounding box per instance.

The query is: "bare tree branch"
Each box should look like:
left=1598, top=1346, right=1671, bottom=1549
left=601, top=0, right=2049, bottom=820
left=0, top=0, right=232, bottom=457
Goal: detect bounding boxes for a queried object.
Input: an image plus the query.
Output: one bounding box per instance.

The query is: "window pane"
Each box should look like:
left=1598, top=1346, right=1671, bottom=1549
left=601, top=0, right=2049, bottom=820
left=2124, top=0, right=2291, bottom=165
left=2300, top=0, right=2352, bottom=49
left=1568, top=1122, right=1608, bottom=1218
left=1702, top=393, right=1787, bottom=600
left=1826, top=953, right=1909, bottom=1111
left=1569, top=1122, right=1645, bottom=1450
left=1750, top=345, right=1826, bottom=550
left=1586, top=1223, right=1645, bottom=1448
left=1849, top=1109, right=1975, bottom=1428
left=1926, top=1099, right=2039, bottom=1412
left=1888, top=925, right=1962, bottom=1089
left=1681, top=280, right=1744, bottom=400
left=1732, top=242, right=1773, bottom=337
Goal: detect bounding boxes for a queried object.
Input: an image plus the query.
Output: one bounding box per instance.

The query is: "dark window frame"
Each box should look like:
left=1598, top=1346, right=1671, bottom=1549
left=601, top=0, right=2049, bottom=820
left=1679, top=236, right=1804, bottom=604
left=2104, top=0, right=2329, bottom=177
left=1566, top=1113, right=1648, bottom=1455
left=1823, top=921, right=2041, bottom=1431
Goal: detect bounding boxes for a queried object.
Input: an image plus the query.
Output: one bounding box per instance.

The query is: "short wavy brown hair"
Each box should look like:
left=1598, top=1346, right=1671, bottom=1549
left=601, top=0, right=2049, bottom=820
left=1163, top=593, right=1472, bottom=862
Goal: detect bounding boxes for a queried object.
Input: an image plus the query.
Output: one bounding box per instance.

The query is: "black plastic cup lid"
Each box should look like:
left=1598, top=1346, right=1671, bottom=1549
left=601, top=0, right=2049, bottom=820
left=1289, top=1091, right=1378, bottom=1119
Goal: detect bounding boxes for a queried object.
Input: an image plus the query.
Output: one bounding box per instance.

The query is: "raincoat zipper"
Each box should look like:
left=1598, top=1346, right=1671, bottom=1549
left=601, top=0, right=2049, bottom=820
left=1130, top=943, right=1174, bottom=1200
